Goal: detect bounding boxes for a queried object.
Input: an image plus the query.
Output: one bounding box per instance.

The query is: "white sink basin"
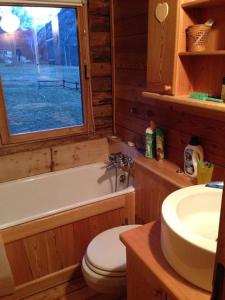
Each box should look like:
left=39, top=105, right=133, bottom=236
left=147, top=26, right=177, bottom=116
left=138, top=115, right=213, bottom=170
left=161, top=185, right=222, bottom=292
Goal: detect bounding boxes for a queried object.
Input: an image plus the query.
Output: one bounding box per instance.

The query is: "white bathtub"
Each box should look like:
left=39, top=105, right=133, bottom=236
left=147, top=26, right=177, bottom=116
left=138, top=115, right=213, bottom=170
left=0, top=162, right=134, bottom=229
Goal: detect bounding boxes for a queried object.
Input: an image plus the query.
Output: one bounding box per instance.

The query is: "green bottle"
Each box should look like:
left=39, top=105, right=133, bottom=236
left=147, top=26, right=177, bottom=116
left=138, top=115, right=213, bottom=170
left=145, top=121, right=156, bottom=159
left=156, top=128, right=165, bottom=160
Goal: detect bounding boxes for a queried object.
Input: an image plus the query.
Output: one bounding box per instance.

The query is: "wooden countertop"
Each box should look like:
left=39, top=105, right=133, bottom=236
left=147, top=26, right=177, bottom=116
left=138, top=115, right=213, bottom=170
left=120, top=222, right=211, bottom=300
left=135, top=156, right=194, bottom=189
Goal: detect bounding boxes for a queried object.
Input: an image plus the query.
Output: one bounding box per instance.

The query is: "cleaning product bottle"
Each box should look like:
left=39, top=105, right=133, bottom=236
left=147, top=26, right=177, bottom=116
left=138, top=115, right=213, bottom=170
left=145, top=121, right=156, bottom=159
left=221, top=77, right=225, bottom=100
left=156, top=127, right=165, bottom=160
left=184, top=136, right=204, bottom=178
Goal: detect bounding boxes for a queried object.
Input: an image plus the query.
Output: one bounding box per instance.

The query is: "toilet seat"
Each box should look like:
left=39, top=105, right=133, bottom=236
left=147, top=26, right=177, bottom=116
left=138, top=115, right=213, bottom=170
left=84, top=255, right=126, bottom=277
left=86, top=225, right=139, bottom=273
left=82, top=224, right=140, bottom=295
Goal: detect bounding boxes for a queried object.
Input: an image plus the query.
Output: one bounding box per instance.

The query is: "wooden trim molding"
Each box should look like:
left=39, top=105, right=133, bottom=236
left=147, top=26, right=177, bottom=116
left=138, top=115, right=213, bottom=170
left=0, top=234, right=14, bottom=297
left=1, top=264, right=81, bottom=300
left=212, top=185, right=225, bottom=299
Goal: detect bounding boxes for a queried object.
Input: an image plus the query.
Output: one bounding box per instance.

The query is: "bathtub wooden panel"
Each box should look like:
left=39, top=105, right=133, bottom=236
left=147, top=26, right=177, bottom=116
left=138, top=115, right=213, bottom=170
left=55, top=224, right=76, bottom=269
left=4, top=209, right=125, bottom=284
left=1, top=265, right=81, bottom=300
left=52, top=138, right=109, bottom=171
left=1, top=192, right=134, bottom=299
left=0, top=235, right=14, bottom=297
left=6, top=240, right=33, bottom=285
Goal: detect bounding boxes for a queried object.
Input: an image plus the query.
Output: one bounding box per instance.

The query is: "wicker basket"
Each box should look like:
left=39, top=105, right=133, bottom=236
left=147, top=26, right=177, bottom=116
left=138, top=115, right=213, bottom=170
left=187, top=24, right=211, bottom=52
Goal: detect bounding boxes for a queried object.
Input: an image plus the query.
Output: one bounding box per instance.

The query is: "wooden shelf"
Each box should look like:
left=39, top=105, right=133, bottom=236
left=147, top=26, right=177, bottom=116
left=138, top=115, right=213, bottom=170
left=182, top=0, right=225, bottom=8
left=135, top=156, right=193, bottom=188
left=179, top=50, right=225, bottom=56
left=142, top=92, right=225, bottom=115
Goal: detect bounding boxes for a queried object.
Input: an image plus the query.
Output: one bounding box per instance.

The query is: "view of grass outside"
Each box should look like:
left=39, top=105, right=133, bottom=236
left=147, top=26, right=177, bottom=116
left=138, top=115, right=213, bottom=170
left=0, top=6, right=83, bottom=135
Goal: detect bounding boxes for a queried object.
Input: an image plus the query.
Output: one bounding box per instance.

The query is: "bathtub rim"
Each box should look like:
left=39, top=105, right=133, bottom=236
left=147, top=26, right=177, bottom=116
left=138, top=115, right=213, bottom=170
left=0, top=161, right=134, bottom=230
left=0, top=185, right=134, bottom=230
left=1, top=191, right=135, bottom=244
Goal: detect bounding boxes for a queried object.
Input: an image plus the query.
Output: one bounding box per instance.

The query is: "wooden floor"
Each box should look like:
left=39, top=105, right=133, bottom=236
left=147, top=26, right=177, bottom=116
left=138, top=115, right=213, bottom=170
left=23, top=278, right=124, bottom=300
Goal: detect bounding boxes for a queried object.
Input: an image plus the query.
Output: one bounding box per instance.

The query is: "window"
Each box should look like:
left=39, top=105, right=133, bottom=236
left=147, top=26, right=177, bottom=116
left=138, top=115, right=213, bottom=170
left=0, top=0, right=92, bottom=144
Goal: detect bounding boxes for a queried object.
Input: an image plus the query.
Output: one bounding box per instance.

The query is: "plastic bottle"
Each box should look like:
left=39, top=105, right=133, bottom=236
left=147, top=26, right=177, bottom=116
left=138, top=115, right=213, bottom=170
left=156, top=128, right=165, bottom=160
left=145, top=121, right=156, bottom=159
left=184, top=136, right=204, bottom=178
left=221, top=77, right=225, bottom=100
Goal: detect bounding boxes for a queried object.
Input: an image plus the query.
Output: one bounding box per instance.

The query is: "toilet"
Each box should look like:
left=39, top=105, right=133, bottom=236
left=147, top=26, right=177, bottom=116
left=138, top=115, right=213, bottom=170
left=82, top=225, right=140, bottom=295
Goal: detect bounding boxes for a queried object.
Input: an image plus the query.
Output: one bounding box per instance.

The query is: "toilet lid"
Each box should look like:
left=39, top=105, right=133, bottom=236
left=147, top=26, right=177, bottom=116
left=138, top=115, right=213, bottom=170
left=86, top=225, right=140, bottom=273
left=85, top=255, right=126, bottom=277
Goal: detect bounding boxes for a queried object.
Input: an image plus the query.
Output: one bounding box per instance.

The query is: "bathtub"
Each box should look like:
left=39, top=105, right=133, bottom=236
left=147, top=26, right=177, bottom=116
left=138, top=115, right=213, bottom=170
left=0, top=162, right=134, bottom=230
left=0, top=162, right=135, bottom=298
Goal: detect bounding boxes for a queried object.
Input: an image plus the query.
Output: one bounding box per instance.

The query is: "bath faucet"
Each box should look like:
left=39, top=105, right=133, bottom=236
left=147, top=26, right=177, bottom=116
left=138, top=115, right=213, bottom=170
left=105, top=152, right=134, bottom=192
left=105, top=153, right=133, bottom=171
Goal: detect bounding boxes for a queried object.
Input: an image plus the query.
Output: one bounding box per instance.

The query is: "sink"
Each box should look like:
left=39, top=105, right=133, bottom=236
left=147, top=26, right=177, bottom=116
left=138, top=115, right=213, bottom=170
left=161, top=185, right=222, bottom=292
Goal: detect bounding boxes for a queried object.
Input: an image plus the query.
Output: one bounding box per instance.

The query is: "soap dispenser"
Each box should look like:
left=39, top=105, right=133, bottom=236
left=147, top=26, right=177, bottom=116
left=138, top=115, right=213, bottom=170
left=184, top=136, right=204, bottom=178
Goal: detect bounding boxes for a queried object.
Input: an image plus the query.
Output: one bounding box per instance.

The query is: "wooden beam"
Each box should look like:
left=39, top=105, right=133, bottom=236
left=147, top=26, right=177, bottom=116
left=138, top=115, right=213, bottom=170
left=212, top=183, right=225, bottom=299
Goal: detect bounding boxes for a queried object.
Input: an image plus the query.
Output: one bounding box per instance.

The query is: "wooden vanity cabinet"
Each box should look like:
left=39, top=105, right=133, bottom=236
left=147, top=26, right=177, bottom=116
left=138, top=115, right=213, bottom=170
left=126, top=249, right=168, bottom=300
left=146, top=0, right=179, bottom=95
left=121, top=222, right=211, bottom=300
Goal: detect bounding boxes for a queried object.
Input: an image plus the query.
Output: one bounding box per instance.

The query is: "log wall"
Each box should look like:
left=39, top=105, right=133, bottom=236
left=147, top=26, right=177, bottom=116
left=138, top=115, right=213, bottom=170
left=114, top=0, right=225, bottom=181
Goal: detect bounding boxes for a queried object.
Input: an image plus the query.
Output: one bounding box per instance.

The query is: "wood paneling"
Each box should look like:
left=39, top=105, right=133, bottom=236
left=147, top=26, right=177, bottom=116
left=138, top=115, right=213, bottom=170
left=0, top=138, right=109, bottom=182
left=52, top=138, right=109, bottom=171
left=114, top=0, right=225, bottom=181
left=1, top=265, right=81, bottom=300
left=0, top=149, right=51, bottom=183
left=88, top=0, right=113, bottom=136
left=1, top=203, right=131, bottom=299
left=8, top=208, right=123, bottom=286
left=2, top=192, right=134, bottom=244
left=0, top=235, right=14, bottom=297
left=2, top=191, right=134, bottom=298
left=135, top=157, right=193, bottom=224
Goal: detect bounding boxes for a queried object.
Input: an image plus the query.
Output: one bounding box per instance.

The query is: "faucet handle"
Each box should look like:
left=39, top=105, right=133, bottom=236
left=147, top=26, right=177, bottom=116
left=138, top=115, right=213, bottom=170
left=109, top=152, right=122, bottom=161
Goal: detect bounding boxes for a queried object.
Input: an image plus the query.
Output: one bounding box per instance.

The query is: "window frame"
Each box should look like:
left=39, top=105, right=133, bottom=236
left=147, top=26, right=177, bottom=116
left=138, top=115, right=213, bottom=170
left=0, top=1, right=93, bottom=144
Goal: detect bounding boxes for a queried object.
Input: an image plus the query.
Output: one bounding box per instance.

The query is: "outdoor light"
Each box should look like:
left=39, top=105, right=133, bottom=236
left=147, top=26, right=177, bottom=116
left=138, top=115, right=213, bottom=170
left=0, top=13, right=20, bottom=33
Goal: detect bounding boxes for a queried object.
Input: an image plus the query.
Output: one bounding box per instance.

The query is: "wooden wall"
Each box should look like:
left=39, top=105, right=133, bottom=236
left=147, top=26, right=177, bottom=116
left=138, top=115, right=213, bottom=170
left=114, top=0, right=225, bottom=181
left=0, top=0, right=113, bottom=182
left=89, top=0, right=113, bottom=134
left=0, top=138, right=109, bottom=182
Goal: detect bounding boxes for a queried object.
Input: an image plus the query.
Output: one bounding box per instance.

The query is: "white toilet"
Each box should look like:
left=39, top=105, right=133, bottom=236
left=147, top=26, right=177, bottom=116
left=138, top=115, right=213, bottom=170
left=82, top=225, right=140, bottom=295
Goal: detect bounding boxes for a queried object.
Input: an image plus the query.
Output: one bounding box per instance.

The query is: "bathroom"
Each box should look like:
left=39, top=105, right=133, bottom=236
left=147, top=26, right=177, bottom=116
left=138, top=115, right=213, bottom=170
left=0, top=0, right=224, bottom=299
